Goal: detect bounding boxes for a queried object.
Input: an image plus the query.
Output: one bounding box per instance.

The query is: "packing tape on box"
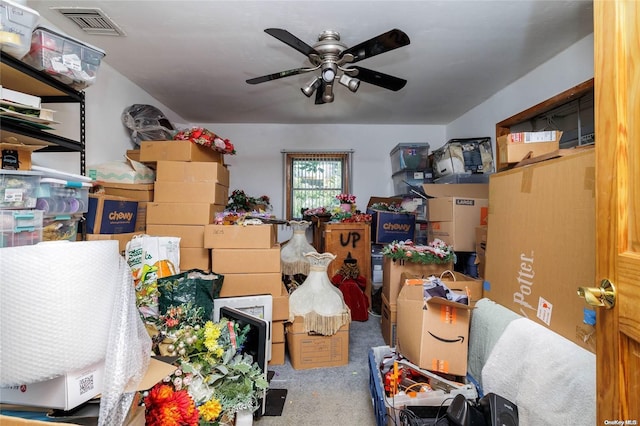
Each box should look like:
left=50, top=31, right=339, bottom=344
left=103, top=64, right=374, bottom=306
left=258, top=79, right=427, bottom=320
left=0, top=240, right=122, bottom=387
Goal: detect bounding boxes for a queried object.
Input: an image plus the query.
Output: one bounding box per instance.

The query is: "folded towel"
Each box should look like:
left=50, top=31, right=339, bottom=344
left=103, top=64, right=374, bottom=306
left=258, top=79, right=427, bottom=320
left=467, top=298, right=521, bottom=388
left=481, top=317, right=596, bottom=426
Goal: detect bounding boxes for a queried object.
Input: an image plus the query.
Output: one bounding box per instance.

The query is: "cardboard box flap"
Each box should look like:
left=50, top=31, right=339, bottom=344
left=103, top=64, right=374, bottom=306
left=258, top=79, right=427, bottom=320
left=0, top=142, right=46, bottom=153
left=125, top=357, right=177, bottom=393
left=422, top=183, right=488, bottom=199
left=397, top=283, right=473, bottom=310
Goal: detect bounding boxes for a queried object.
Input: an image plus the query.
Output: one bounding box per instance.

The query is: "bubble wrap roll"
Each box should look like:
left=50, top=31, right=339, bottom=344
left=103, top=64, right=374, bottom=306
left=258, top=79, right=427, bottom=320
left=0, top=240, right=120, bottom=387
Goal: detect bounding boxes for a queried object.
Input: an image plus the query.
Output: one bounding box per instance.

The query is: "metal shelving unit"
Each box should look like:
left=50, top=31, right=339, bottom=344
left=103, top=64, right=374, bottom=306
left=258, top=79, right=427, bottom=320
left=1, top=51, right=86, bottom=173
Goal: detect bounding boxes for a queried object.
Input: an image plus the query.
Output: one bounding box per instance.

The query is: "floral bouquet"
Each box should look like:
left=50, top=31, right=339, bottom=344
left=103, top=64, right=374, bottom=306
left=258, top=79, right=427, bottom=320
left=381, top=239, right=455, bottom=265
left=336, top=193, right=356, bottom=204
left=174, top=127, right=236, bottom=155
left=226, top=189, right=271, bottom=213
left=144, top=303, right=268, bottom=425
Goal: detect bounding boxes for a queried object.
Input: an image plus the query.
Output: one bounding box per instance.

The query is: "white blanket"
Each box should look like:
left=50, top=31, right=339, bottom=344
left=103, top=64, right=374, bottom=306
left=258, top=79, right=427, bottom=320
left=482, top=317, right=596, bottom=426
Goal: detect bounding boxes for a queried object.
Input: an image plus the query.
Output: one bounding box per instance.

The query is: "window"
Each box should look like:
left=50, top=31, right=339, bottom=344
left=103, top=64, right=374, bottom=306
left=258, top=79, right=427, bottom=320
left=283, top=151, right=352, bottom=220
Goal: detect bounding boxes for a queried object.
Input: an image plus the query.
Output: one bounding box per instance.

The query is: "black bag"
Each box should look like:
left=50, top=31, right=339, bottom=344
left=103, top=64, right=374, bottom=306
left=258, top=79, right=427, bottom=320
left=157, top=269, right=224, bottom=319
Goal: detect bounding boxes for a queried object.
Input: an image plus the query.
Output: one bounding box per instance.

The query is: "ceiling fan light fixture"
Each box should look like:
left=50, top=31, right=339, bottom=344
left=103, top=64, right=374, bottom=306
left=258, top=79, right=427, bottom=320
left=301, top=76, right=322, bottom=97
left=339, top=74, right=360, bottom=92
left=321, top=63, right=337, bottom=83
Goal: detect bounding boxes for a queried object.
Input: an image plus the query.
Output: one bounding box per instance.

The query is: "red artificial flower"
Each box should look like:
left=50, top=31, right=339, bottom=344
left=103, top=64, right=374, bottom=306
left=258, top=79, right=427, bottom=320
left=144, top=383, right=199, bottom=426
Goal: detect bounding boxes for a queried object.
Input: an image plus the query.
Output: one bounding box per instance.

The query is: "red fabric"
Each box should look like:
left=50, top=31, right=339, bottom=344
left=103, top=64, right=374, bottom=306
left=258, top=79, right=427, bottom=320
left=331, top=273, right=369, bottom=321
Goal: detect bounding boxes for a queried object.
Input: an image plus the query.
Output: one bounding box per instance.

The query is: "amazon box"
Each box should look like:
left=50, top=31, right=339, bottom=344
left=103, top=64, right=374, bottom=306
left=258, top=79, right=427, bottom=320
left=396, top=284, right=472, bottom=376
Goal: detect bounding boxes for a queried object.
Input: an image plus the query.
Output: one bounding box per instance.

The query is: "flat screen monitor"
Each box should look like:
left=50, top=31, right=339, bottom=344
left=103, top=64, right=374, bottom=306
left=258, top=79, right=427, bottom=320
left=219, top=306, right=268, bottom=417
left=213, top=295, right=273, bottom=361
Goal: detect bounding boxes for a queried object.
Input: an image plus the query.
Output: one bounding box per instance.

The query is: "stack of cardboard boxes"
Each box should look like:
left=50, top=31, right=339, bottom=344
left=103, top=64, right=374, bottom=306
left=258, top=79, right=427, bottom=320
left=203, top=224, right=287, bottom=365
left=140, top=141, right=228, bottom=271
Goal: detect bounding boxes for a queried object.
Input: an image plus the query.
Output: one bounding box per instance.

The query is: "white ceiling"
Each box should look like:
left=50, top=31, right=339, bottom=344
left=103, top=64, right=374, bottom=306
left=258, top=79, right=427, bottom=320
left=26, top=0, right=594, bottom=125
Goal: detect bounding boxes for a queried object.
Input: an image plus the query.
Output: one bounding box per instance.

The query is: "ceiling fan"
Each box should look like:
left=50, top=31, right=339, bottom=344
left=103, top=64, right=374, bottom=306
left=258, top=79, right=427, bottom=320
left=246, top=28, right=411, bottom=104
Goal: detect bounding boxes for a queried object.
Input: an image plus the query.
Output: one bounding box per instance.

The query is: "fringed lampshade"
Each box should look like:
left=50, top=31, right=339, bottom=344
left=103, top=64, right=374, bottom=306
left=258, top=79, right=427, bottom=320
left=280, top=220, right=317, bottom=276
left=288, top=252, right=351, bottom=336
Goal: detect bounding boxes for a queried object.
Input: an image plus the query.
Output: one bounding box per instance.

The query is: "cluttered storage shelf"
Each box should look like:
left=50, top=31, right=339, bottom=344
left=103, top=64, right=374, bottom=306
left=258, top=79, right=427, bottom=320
left=0, top=50, right=85, bottom=171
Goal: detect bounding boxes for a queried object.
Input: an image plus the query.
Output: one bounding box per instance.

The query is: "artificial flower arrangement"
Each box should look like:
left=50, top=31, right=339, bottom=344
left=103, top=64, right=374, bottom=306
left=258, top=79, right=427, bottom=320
left=368, top=201, right=407, bottom=212
left=336, top=193, right=356, bottom=204
left=381, top=239, right=455, bottom=265
left=226, top=189, right=271, bottom=213
left=144, top=303, right=268, bottom=425
left=174, top=127, right=236, bottom=155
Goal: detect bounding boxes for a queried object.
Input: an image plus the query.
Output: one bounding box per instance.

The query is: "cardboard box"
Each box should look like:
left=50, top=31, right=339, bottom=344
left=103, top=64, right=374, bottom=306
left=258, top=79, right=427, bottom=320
left=146, top=224, right=205, bottom=247
left=0, top=359, right=105, bottom=410
left=153, top=181, right=228, bottom=205
left=204, top=224, right=276, bottom=249
left=286, top=317, right=349, bottom=370
left=475, top=226, right=487, bottom=278
left=86, top=194, right=138, bottom=234
left=211, top=245, right=281, bottom=274
left=272, top=283, right=290, bottom=321
left=269, top=342, right=286, bottom=366
left=85, top=232, right=142, bottom=254
left=180, top=247, right=211, bottom=271
left=87, top=158, right=155, bottom=184
left=146, top=202, right=223, bottom=225
left=219, top=272, right=283, bottom=297
left=99, top=182, right=154, bottom=202
left=140, top=141, right=223, bottom=163
left=367, top=208, right=416, bottom=244
left=422, top=183, right=489, bottom=199
left=0, top=358, right=175, bottom=425
left=497, top=131, right=562, bottom=164
left=436, top=271, right=483, bottom=306
left=1, top=143, right=44, bottom=170
left=155, top=161, right=230, bottom=186
left=272, top=320, right=286, bottom=343
left=396, top=285, right=473, bottom=376
left=427, top=197, right=488, bottom=252
left=484, top=148, right=596, bottom=352
left=134, top=201, right=147, bottom=232
left=382, top=256, right=453, bottom=306
left=381, top=293, right=397, bottom=347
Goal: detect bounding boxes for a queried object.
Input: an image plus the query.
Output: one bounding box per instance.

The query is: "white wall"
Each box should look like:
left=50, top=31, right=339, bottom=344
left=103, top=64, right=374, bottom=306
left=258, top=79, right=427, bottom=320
left=32, top=61, right=186, bottom=174
left=445, top=33, right=594, bottom=153
left=193, top=123, right=444, bottom=221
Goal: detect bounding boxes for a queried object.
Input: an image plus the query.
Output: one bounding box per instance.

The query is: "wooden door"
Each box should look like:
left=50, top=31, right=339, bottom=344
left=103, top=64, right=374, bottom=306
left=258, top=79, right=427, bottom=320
left=594, top=0, right=640, bottom=423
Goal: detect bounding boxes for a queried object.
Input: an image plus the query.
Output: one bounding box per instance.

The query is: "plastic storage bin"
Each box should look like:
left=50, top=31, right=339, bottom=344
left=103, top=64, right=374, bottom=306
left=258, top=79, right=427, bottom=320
left=389, top=143, right=430, bottom=174
left=434, top=172, right=491, bottom=184
left=0, top=170, right=42, bottom=209
left=23, top=26, right=106, bottom=90
left=36, top=178, right=91, bottom=215
left=392, top=169, right=433, bottom=196
left=0, top=209, right=43, bottom=247
left=42, top=213, right=82, bottom=241
left=432, top=137, right=494, bottom=178
left=369, top=345, right=478, bottom=426
left=0, top=0, right=40, bottom=59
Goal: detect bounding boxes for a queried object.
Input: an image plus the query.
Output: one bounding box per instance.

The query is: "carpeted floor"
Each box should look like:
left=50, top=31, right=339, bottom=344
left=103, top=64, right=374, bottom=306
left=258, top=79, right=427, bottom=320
left=255, top=314, right=386, bottom=426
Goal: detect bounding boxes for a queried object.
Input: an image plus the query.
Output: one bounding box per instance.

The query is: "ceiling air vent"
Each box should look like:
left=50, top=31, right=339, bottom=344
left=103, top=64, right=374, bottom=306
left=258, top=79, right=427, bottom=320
left=54, top=7, right=126, bottom=36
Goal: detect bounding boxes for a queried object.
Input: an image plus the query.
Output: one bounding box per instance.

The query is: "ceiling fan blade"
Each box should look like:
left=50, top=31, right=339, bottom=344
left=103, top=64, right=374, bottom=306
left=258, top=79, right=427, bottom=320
left=340, top=29, right=410, bottom=63
left=264, top=28, right=319, bottom=57
left=314, top=81, right=326, bottom=104
left=246, top=67, right=311, bottom=85
left=350, top=66, right=407, bottom=91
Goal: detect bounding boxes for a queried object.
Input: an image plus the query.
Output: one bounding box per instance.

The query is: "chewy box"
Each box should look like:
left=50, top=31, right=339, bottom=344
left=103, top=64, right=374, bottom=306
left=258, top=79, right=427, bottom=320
left=368, top=209, right=416, bottom=244
left=86, top=194, right=138, bottom=234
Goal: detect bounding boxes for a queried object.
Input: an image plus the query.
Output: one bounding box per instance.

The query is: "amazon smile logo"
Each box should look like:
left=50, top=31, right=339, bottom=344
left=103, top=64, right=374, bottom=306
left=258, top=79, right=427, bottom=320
left=428, top=331, right=465, bottom=344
